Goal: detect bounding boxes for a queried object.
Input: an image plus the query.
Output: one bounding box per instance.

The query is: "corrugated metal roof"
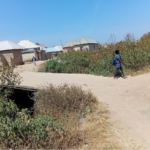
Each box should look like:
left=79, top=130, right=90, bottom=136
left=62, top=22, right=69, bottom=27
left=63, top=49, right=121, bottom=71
left=38, top=44, right=47, bottom=48
left=45, top=47, right=60, bottom=53
left=63, top=38, right=98, bottom=48
left=21, top=49, right=42, bottom=53
left=79, top=38, right=98, bottom=44
left=0, top=41, right=25, bottom=51
left=63, top=41, right=80, bottom=47
left=21, top=49, right=34, bottom=53
left=18, top=40, right=39, bottom=49
left=53, top=46, right=63, bottom=51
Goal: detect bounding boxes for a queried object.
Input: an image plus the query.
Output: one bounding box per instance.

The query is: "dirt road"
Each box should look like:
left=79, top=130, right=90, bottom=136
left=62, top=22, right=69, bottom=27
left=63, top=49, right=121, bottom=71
left=15, top=62, right=150, bottom=149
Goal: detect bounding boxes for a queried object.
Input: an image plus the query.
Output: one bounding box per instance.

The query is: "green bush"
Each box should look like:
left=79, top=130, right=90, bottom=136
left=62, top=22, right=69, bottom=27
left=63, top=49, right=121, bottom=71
left=44, top=51, right=94, bottom=74
left=41, top=45, right=150, bottom=76
left=44, top=59, right=64, bottom=73
left=40, top=33, right=150, bottom=76
left=42, top=51, right=115, bottom=76
left=0, top=66, right=22, bottom=101
left=0, top=100, right=62, bottom=148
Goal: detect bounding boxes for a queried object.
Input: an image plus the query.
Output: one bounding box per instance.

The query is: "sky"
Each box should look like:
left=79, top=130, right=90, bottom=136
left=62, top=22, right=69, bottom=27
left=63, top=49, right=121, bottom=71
left=0, top=0, right=150, bottom=47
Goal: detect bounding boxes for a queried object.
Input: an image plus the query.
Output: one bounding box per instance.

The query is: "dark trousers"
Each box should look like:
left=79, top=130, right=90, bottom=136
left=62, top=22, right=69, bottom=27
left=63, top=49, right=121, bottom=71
left=114, top=67, right=124, bottom=77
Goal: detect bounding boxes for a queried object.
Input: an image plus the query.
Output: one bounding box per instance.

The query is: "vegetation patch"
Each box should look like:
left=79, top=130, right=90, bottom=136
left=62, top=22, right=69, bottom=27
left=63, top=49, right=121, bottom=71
left=0, top=66, right=121, bottom=149
left=40, top=33, right=150, bottom=77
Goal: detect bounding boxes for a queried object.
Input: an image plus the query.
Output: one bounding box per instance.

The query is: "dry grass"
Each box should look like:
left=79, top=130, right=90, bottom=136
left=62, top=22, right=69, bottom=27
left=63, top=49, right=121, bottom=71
left=0, top=84, right=121, bottom=149
left=33, top=84, right=121, bottom=149
left=81, top=103, right=121, bottom=149
left=124, top=66, right=150, bottom=76
left=38, top=61, right=46, bottom=72
left=0, top=104, right=121, bottom=149
left=34, top=84, right=98, bottom=119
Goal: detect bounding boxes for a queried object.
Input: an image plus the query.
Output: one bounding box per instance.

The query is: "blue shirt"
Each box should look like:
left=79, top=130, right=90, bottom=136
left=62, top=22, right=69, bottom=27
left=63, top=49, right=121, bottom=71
left=115, top=54, right=121, bottom=68
left=32, top=57, right=36, bottom=61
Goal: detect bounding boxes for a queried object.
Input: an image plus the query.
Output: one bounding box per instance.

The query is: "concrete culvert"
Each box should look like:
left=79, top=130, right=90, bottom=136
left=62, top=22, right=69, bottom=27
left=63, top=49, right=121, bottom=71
left=0, top=85, right=38, bottom=113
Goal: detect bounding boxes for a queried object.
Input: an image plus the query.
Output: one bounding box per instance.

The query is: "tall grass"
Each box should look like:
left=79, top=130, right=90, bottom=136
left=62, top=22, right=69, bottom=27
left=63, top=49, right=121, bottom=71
left=34, top=84, right=120, bottom=149
left=34, top=84, right=98, bottom=119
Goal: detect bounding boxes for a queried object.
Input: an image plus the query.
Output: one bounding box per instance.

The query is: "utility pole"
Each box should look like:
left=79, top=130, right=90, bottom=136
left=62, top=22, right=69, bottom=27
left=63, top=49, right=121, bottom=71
left=60, top=39, right=63, bottom=47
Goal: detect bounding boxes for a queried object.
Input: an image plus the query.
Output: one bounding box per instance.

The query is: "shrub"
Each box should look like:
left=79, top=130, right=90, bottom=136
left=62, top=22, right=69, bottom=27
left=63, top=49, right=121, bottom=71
left=0, top=66, right=22, bottom=86
left=0, top=66, right=85, bottom=149
left=0, top=100, right=63, bottom=148
left=34, top=84, right=100, bottom=149
left=44, top=59, right=64, bottom=73
left=40, top=33, right=150, bottom=76
left=43, top=51, right=94, bottom=74
left=34, top=84, right=98, bottom=119
left=0, top=66, right=22, bottom=101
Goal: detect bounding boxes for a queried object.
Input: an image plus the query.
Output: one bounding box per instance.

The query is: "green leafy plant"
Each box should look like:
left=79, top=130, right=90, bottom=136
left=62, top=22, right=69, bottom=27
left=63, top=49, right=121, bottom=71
left=40, top=33, right=150, bottom=76
left=0, top=100, right=63, bottom=148
left=0, top=66, right=22, bottom=101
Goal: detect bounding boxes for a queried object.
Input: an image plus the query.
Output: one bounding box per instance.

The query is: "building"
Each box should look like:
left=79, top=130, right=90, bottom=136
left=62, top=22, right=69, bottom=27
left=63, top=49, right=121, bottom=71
left=0, top=41, right=24, bottom=66
left=45, top=47, right=62, bottom=59
left=63, top=38, right=99, bottom=53
left=38, top=44, right=47, bottom=51
left=53, top=46, right=63, bottom=51
left=21, top=49, right=36, bottom=62
left=38, top=44, right=47, bottom=49
left=18, top=40, right=45, bottom=62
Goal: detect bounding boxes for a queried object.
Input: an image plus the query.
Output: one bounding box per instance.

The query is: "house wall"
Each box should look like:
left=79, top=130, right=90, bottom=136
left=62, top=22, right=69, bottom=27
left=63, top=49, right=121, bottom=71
left=63, top=47, right=73, bottom=52
left=12, top=49, right=23, bottom=65
left=73, top=46, right=80, bottom=51
left=73, top=44, right=90, bottom=51
left=63, top=43, right=99, bottom=53
left=46, top=53, right=52, bottom=59
left=22, top=51, right=45, bottom=62
left=0, top=49, right=23, bottom=66
left=34, top=48, right=39, bottom=61
left=37, top=52, right=42, bottom=60
left=22, top=52, right=35, bottom=62
left=0, top=50, right=14, bottom=66
left=37, top=52, right=45, bottom=60
left=41, top=52, right=46, bottom=60
left=46, top=52, right=59, bottom=59
left=89, top=43, right=99, bottom=53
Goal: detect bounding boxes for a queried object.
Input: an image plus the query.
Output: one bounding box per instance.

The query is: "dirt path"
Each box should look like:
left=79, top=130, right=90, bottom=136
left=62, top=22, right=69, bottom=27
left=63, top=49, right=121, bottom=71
left=14, top=61, right=45, bottom=73
left=15, top=62, right=150, bottom=149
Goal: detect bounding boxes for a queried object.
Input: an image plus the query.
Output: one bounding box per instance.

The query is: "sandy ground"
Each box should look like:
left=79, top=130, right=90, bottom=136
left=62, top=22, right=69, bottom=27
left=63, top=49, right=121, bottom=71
left=15, top=61, right=150, bottom=149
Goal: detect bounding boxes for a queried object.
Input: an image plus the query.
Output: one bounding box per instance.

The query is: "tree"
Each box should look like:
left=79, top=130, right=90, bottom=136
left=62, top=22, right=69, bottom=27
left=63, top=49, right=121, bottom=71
left=35, top=42, right=40, bottom=45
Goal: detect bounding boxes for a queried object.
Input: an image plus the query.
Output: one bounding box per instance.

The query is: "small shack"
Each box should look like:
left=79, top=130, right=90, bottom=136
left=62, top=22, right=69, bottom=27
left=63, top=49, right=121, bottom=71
left=53, top=46, right=63, bottom=51
left=45, top=47, right=62, bottom=59
left=63, top=38, right=99, bottom=53
left=18, top=40, right=45, bottom=62
left=0, top=41, right=24, bottom=66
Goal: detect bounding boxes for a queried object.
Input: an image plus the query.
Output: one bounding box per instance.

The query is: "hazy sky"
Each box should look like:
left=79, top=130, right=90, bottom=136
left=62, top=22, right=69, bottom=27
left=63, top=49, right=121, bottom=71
left=0, top=0, right=150, bottom=47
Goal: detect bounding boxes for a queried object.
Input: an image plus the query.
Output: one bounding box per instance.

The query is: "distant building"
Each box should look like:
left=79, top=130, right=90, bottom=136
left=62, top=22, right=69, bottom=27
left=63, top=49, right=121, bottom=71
left=53, top=46, right=63, bottom=51
left=18, top=40, right=45, bottom=62
left=45, top=47, right=62, bottom=59
left=63, top=38, right=99, bottom=53
left=38, top=44, right=47, bottom=48
left=0, top=41, right=24, bottom=66
left=38, top=44, right=47, bottom=51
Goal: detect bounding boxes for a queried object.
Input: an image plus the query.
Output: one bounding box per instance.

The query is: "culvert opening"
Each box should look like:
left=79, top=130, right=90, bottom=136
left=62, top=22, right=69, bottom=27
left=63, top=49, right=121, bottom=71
left=0, top=85, right=39, bottom=114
